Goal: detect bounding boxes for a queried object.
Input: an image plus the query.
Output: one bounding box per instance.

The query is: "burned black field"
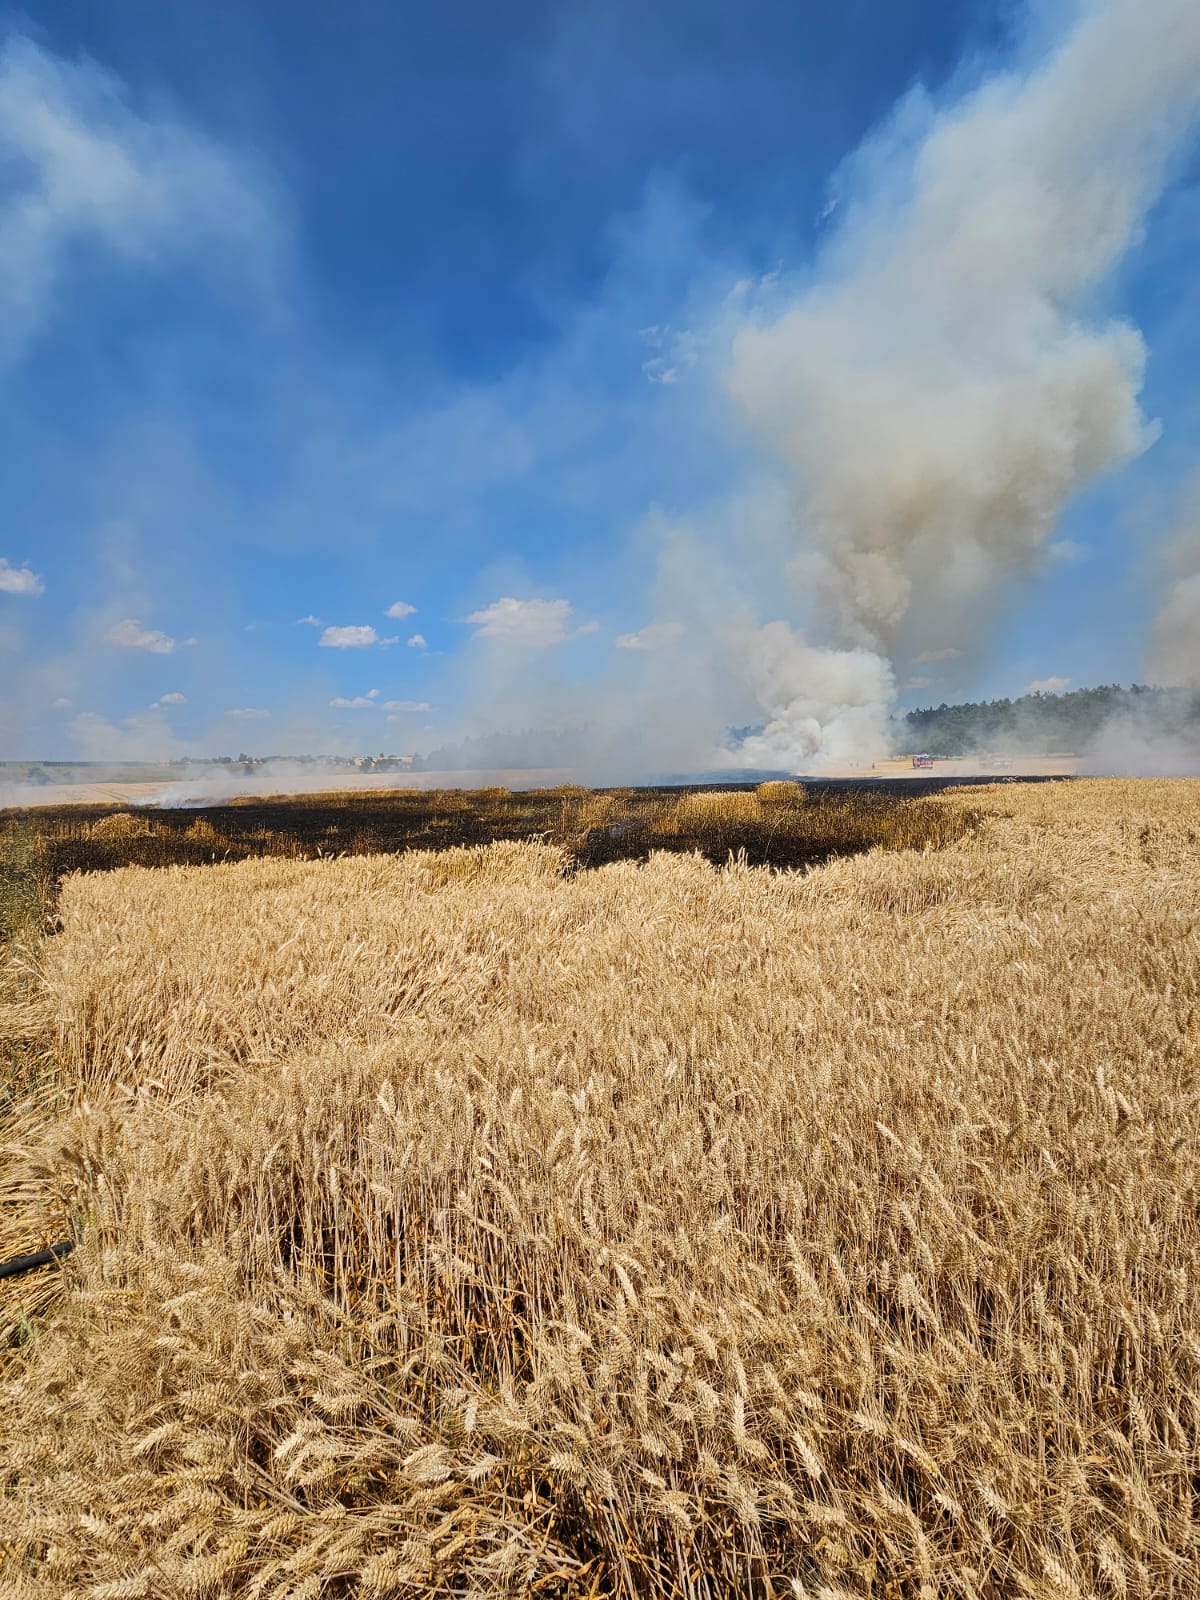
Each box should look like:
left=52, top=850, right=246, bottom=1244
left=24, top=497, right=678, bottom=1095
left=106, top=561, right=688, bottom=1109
left=0, top=780, right=991, bottom=914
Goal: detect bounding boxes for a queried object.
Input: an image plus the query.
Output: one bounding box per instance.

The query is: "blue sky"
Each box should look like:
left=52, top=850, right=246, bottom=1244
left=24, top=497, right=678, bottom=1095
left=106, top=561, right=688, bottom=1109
left=2, top=0, right=1198, bottom=767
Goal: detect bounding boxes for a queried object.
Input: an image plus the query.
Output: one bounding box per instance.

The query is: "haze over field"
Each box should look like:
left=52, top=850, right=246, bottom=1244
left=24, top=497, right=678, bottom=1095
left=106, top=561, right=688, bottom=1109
left=2, top=0, right=1199, bottom=775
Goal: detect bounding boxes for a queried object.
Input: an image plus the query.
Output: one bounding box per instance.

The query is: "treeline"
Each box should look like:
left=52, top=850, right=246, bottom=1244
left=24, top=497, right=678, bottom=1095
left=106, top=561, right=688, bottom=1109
left=901, top=684, right=1199, bottom=754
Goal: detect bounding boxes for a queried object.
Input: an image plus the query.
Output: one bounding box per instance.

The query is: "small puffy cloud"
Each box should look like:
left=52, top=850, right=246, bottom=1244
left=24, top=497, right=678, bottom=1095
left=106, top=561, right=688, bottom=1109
left=615, top=620, right=683, bottom=651
left=383, top=699, right=430, bottom=712
left=157, top=691, right=187, bottom=705
left=914, top=647, right=962, bottom=664
left=319, top=624, right=378, bottom=648
left=329, top=695, right=376, bottom=709
left=51, top=696, right=71, bottom=710
left=901, top=676, right=931, bottom=690
left=228, top=706, right=269, bottom=719
left=296, top=614, right=323, bottom=627
left=408, top=633, right=427, bottom=649
left=0, top=558, right=43, bottom=595
left=385, top=600, right=416, bottom=619
left=465, top=597, right=572, bottom=647
left=106, top=618, right=181, bottom=653
left=1026, top=676, right=1071, bottom=695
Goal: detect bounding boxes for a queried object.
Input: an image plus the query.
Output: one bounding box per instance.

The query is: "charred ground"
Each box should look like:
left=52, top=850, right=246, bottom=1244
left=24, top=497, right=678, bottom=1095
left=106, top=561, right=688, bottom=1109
left=0, top=781, right=994, bottom=914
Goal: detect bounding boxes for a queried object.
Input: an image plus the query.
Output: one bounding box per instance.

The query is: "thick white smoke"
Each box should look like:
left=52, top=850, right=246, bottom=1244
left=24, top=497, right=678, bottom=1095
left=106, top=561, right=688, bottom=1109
left=733, top=622, right=896, bottom=769
left=724, top=0, right=1200, bottom=768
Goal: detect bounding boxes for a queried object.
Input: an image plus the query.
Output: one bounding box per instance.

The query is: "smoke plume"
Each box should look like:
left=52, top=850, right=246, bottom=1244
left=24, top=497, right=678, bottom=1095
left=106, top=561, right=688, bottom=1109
left=733, top=623, right=895, bottom=769
left=1146, top=472, right=1200, bottom=689
left=723, top=0, right=1200, bottom=768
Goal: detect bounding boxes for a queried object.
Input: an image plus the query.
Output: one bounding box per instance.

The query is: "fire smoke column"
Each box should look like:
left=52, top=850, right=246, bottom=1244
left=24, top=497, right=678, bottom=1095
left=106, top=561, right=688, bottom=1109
left=1146, top=474, right=1200, bottom=688
left=734, top=622, right=897, bottom=768
left=724, top=0, right=1200, bottom=764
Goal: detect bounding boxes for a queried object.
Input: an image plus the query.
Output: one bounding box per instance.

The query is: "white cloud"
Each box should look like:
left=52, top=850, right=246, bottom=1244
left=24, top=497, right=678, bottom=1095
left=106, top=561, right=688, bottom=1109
left=901, top=676, right=932, bottom=690
left=407, top=633, right=427, bottom=649
left=1026, top=676, right=1071, bottom=695
left=228, top=706, right=268, bottom=719
left=382, top=699, right=430, bottom=712
left=105, top=617, right=181, bottom=653
left=0, top=557, right=42, bottom=594
left=0, top=34, right=282, bottom=359
left=913, top=647, right=962, bottom=664
left=465, top=596, right=572, bottom=647
left=157, top=690, right=187, bottom=705
left=319, top=624, right=379, bottom=648
left=385, top=600, right=416, bottom=619
left=296, top=614, right=323, bottom=627
left=615, top=620, right=684, bottom=651
left=329, top=695, right=376, bottom=709
left=50, top=696, right=71, bottom=710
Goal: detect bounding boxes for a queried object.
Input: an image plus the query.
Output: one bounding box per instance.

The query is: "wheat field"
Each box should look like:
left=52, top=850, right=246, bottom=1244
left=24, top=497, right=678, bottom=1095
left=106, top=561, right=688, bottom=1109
left=1, top=780, right=1198, bottom=1598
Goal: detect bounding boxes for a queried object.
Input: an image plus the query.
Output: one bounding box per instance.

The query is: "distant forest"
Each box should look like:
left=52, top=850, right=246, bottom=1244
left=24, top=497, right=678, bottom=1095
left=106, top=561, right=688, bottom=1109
left=901, top=684, right=1199, bottom=754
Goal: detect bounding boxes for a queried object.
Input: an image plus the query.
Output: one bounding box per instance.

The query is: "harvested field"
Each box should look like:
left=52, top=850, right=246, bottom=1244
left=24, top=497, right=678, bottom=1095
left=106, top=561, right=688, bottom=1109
left=1, top=780, right=1199, bottom=1597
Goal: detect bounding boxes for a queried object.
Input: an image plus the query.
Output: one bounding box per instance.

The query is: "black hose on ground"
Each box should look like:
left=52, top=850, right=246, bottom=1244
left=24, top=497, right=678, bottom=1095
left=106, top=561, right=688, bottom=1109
left=0, top=1240, right=74, bottom=1281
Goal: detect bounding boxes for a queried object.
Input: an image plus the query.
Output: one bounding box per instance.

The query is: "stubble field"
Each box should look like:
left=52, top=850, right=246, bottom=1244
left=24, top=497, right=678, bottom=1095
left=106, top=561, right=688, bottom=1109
left=1, top=780, right=1198, bottom=1598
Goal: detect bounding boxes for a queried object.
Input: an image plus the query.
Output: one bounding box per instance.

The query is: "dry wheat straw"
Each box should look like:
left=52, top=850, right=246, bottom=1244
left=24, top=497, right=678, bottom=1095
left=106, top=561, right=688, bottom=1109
left=1, top=781, right=1198, bottom=1598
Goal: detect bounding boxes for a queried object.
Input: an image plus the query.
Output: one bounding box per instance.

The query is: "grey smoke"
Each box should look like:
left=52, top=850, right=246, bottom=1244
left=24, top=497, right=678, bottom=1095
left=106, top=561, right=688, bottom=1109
left=1146, top=471, right=1200, bottom=690
left=721, top=0, right=1200, bottom=767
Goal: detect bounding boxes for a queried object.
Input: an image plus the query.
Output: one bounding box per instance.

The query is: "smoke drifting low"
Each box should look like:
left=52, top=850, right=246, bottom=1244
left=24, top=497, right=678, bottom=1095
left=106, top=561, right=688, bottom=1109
left=714, top=0, right=1200, bottom=769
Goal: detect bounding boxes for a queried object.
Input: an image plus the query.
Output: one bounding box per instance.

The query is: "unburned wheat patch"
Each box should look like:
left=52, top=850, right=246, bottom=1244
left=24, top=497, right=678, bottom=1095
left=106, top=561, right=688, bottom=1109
left=1, top=780, right=1198, bottom=1599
